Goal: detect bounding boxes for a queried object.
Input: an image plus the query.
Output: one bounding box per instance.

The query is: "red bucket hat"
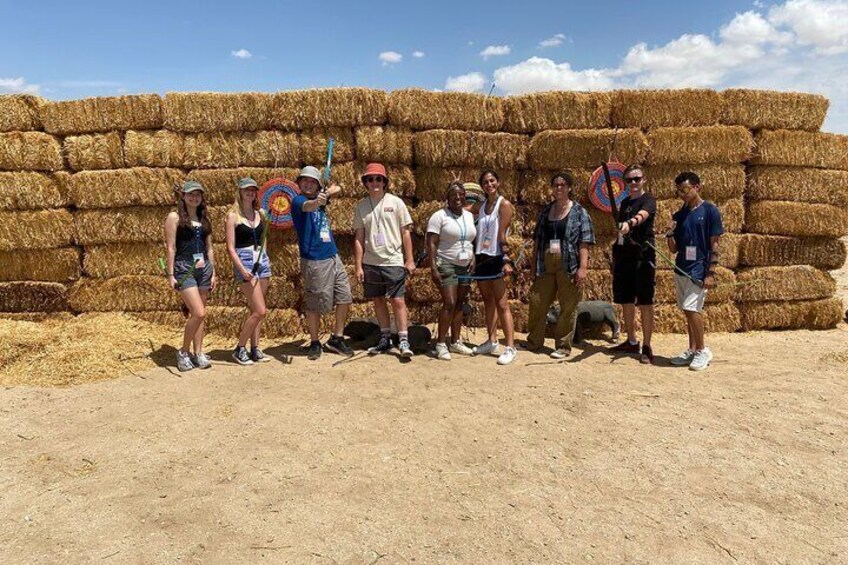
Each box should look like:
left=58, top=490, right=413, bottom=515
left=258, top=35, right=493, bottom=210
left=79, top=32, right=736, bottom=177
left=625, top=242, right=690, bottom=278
left=361, top=163, right=389, bottom=187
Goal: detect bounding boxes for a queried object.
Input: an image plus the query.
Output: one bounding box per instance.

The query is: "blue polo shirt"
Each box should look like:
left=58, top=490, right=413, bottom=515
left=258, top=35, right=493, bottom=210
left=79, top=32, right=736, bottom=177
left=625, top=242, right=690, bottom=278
left=672, top=201, right=723, bottom=282
left=291, top=195, right=338, bottom=260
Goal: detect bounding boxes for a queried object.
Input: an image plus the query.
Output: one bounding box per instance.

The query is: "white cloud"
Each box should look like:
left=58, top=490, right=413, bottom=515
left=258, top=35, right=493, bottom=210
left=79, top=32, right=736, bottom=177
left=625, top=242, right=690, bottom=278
left=231, top=48, right=252, bottom=59
left=0, top=77, right=40, bottom=94
left=480, top=45, right=511, bottom=59
left=412, top=51, right=425, bottom=58
left=494, top=57, right=614, bottom=92
left=445, top=72, right=487, bottom=93
left=379, top=51, right=403, bottom=65
left=467, top=41, right=474, bottom=46
left=769, top=0, right=848, bottom=54
left=539, top=34, right=567, bottom=48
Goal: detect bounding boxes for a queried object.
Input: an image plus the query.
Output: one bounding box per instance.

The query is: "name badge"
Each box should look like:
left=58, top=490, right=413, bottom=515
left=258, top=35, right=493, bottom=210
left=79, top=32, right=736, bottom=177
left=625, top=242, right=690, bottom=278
left=685, top=246, right=697, bottom=261
left=549, top=239, right=561, bottom=254
left=374, top=233, right=386, bottom=247
left=481, top=236, right=493, bottom=250
left=320, top=227, right=331, bottom=243
left=458, top=250, right=470, bottom=261
left=192, top=253, right=206, bottom=269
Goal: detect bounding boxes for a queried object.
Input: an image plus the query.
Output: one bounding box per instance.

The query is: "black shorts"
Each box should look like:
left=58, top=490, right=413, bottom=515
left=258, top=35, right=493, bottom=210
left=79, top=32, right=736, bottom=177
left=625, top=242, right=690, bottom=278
left=613, top=257, right=656, bottom=306
left=363, top=264, right=407, bottom=299
left=474, top=254, right=504, bottom=279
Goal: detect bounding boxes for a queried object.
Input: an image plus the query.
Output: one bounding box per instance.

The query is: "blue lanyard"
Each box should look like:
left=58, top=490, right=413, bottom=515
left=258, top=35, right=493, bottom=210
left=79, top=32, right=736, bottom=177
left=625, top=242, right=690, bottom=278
left=449, top=209, right=467, bottom=247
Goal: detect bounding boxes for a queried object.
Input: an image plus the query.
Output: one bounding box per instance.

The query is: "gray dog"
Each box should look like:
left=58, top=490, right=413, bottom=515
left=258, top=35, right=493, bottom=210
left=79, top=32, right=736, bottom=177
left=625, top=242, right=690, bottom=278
left=547, top=301, right=620, bottom=344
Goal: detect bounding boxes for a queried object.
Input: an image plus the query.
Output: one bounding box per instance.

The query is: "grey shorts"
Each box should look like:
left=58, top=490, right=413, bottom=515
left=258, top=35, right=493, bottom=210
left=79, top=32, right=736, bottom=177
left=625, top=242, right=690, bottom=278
left=363, top=264, right=407, bottom=299
left=301, top=255, right=353, bottom=313
left=174, top=258, right=213, bottom=291
left=436, top=259, right=472, bottom=287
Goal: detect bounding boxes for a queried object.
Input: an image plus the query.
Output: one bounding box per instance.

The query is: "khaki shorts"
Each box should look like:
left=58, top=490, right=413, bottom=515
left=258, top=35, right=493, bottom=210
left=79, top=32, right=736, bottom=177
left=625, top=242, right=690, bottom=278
left=437, top=259, right=472, bottom=287
left=301, top=255, right=353, bottom=313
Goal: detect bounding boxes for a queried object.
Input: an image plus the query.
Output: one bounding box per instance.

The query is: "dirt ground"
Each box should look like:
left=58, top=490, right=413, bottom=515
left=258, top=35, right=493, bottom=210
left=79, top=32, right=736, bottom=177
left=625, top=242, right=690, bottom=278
left=1, top=242, right=846, bottom=564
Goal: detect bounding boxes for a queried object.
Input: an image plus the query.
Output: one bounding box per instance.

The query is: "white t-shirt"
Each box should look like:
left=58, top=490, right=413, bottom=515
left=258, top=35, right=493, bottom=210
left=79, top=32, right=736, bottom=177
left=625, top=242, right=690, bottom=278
left=353, top=193, right=413, bottom=267
left=426, top=208, right=477, bottom=266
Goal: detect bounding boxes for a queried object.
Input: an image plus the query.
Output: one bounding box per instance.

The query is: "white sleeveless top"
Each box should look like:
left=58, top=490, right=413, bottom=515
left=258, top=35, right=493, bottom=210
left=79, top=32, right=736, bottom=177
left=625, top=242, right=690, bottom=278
left=475, top=196, right=506, bottom=256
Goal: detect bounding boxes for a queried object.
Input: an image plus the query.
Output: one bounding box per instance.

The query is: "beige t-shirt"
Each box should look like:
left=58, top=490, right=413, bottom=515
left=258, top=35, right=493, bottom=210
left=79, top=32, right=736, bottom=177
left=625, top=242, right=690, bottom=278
left=353, top=192, right=413, bottom=267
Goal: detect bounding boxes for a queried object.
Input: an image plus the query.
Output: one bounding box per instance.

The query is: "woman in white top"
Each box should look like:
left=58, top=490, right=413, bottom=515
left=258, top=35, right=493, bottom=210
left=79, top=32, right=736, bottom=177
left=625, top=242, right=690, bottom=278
left=426, top=182, right=478, bottom=361
left=470, top=169, right=517, bottom=365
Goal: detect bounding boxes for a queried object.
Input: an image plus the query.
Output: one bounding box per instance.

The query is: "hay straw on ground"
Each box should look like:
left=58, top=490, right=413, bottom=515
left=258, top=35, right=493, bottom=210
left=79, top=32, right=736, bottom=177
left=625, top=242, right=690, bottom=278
left=187, top=167, right=300, bottom=206
left=133, top=307, right=303, bottom=339
left=40, top=94, right=163, bottom=135
left=739, top=234, right=846, bottom=270
left=414, top=130, right=529, bottom=168
left=355, top=126, right=414, bottom=164
left=0, top=172, right=67, bottom=210
left=747, top=166, right=848, bottom=206
left=68, top=167, right=185, bottom=209
left=325, top=198, right=358, bottom=235
left=300, top=127, right=355, bottom=164
left=503, top=92, right=611, bottom=133
left=752, top=130, right=848, bottom=170
left=519, top=169, right=592, bottom=206
left=644, top=164, right=745, bottom=201
left=0, top=281, right=69, bottom=312
left=647, top=126, right=754, bottom=165
left=273, top=88, right=388, bottom=130
left=0, top=209, right=74, bottom=251
left=0, top=247, right=80, bottom=282
left=0, top=94, right=44, bottom=132
left=0, top=132, right=63, bottom=171
left=745, top=201, right=848, bottom=238
left=735, top=266, right=836, bottom=302
left=387, top=89, right=504, bottom=132
left=332, top=162, right=417, bottom=198
left=69, top=275, right=182, bottom=312
left=529, top=129, right=648, bottom=170
left=409, top=200, right=445, bottom=237
left=63, top=132, right=125, bottom=171
left=0, top=312, right=74, bottom=322
left=415, top=167, right=520, bottom=202
left=739, top=298, right=842, bottom=331
left=721, top=89, right=828, bottom=131
left=163, top=92, right=275, bottom=132
left=611, top=89, right=723, bottom=128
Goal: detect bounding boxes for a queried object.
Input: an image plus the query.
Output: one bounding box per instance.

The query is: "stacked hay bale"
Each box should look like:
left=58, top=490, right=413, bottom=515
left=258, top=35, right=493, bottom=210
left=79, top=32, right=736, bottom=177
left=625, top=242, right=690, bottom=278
left=0, top=88, right=845, bottom=337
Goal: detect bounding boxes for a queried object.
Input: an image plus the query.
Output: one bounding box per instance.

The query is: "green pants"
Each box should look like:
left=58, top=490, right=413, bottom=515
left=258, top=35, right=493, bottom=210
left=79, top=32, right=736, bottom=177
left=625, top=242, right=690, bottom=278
left=527, top=252, right=583, bottom=351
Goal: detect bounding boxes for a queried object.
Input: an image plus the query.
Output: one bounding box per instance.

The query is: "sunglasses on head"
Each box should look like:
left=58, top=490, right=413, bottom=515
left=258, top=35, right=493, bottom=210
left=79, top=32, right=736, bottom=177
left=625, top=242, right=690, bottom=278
left=364, top=175, right=385, bottom=183
left=625, top=176, right=643, bottom=184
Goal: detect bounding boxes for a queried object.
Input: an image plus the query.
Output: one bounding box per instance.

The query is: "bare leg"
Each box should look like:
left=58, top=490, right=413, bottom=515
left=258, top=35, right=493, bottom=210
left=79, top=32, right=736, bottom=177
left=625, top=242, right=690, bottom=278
left=180, top=287, right=206, bottom=353
left=492, top=278, right=514, bottom=348
left=391, top=297, right=408, bottom=333
left=639, top=304, right=654, bottom=348
left=438, top=285, right=458, bottom=343
left=622, top=303, right=637, bottom=343
left=192, top=290, right=209, bottom=354
left=450, top=284, right=470, bottom=344
left=306, top=312, right=321, bottom=342
left=686, top=311, right=706, bottom=350
left=239, top=279, right=268, bottom=348
left=373, top=296, right=391, bottom=330
left=333, top=303, right=350, bottom=336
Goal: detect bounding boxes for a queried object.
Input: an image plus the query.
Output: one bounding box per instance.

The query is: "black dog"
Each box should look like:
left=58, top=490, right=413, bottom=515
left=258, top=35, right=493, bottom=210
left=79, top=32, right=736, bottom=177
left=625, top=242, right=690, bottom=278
left=547, top=301, right=620, bottom=344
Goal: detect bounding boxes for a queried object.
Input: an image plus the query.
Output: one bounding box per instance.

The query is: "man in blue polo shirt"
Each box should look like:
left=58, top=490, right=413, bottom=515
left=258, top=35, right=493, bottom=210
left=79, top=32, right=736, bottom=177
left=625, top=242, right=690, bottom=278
left=292, top=165, right=353, bottom=360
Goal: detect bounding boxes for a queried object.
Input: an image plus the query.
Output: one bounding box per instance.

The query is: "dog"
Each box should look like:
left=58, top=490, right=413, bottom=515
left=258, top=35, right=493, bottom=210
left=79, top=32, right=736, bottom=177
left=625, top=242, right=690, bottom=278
left=547, top=301, right=620, bottom=344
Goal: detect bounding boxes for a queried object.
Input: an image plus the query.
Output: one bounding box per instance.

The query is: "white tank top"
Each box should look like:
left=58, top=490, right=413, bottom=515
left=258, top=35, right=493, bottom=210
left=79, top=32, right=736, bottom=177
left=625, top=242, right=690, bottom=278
left=475, top=196, right=505, bottom=256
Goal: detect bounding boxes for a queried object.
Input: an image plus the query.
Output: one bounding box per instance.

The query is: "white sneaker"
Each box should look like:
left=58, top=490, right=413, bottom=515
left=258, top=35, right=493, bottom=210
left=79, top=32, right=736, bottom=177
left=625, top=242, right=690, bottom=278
left=450, top=341, right=474, bottom=355
left=670, top=349, right=695, bottom=366
left=435, top=342, right=451, bottom=361
left=689, top=348, right=712, bottom=371
left=472, top=340, right=500, bottom=356
left=497, top=347, right=517, bottom=365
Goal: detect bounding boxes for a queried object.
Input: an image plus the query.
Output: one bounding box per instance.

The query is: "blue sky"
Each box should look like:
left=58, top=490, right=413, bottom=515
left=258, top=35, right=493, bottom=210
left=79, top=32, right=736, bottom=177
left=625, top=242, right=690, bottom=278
left=2, top=0, right=847, bottom=132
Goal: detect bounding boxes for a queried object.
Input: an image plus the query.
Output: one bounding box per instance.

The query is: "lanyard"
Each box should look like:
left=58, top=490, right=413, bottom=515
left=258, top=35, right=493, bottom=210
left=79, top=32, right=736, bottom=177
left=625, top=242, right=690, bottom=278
left=369, top=194, right=383, bottom=235
left=193, top=222, right=204, bottom=255
left=448, top=209, right=467, bottom=250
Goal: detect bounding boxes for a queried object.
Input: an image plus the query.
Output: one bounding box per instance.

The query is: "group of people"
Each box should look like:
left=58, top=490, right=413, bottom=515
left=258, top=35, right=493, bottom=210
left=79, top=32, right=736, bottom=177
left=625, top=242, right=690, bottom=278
left=164, top=162, right=722, bottom=373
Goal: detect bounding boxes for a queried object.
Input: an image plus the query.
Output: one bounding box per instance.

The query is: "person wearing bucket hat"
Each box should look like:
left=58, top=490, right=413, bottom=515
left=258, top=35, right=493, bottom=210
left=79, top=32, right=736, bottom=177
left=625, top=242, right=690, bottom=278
left=164, top=179, right=218, bottom=372
left=226, top=177, right=273, bottom=365
left=292, top=165, right=353, bottom=360
left=353, top=163, right=416, bottom=357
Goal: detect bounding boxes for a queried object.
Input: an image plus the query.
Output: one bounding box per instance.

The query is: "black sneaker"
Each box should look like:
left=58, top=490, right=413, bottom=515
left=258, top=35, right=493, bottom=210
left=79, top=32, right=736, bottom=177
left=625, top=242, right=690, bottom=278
left=307, top=341, right=322, bottom=360
left=325, top=335, right=353, bottom=357
left=232, top=346, right=254, bottom=366
left=251, top=347, right=271, bottom=363
left=367, top=334, right=393, bottom=355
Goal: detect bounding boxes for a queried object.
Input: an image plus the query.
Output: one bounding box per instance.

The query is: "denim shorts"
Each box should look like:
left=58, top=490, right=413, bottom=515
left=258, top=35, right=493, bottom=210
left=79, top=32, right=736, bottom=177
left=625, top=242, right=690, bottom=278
left=174, top=258, right=213, bottom=291
left=233, top=246, right=272, bottom=283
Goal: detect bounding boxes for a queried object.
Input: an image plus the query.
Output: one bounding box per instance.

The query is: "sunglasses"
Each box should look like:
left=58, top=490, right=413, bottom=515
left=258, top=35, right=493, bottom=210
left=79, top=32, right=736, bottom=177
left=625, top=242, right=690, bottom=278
left=364, top=175, right=385, bottom=183
left=625, top=176, right=643, bottom=184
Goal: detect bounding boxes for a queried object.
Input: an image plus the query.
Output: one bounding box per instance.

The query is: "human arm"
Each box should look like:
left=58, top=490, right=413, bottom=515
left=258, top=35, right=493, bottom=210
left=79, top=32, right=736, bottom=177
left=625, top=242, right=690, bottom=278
left=402, top=225, right=415, bottom=274
left=164, top=212, right=179, bottom=289
left=498, top=200, right=515, bottom=275
left=354, top=227, right=366, bottom=283
left=427, top=232, right=441, bottom=286
left=205, top=231, right=217, bottom=291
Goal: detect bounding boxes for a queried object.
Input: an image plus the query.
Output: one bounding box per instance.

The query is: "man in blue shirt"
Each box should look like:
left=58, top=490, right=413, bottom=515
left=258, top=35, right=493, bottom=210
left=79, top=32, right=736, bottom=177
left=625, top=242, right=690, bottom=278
left=292, top=165, right=353, bottom=360
left=666, top=171, right=723, bottom=372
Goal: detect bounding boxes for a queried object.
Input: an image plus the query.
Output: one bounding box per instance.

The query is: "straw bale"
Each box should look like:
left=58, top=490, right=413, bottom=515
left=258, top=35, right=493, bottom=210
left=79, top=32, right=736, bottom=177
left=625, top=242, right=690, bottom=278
left=330, top=162, right=416, bottom=198
left=63, top=132, right=125, bottom=171
left=583, top=270, right=613, bottom=302
left=464, top=300, right=528, bottom=332
left=407, top=302, right=441, bottom=326
left=503, top=92, right=611, bottom=133
left=647, top=126, right=753, bottom=165
left=41, top=94, right=163, bottom=135
left=747, top=166, right=848, bottom=206
left=0, top=281, right=69, bottom=312
left=84, top=243, right=162, bottom=278
left=519, top=169, right=592, bottom=206
left=273, top=88, right=388, bottom=130
left=133, top=307, right=303, bottom=339
left=734, top=266, right=836, bottom=302
left=69, top=275, right=181, bottom=312
left=654, top=198, right=743, bottom=233
left=210, top=277, right=299, bottom=309
left=0, top=312, right=74, bottom=322
left=645, top=164, right=745, bottom=202
left=0, top=247, right=80, bottom=282
left=584, top=266, right=735, bottom=304
left=300, top=127, right=355, bottom=164
left=415, top=167, right=520, bottom=202
left=745, top=201, right=848, bottom=238
left=0, top=209, right=74, bottom=251
left=0, top=94, right=44, bottom=132
left=414, top=130, right=529, bottom=169
left=334, top=234, right=355, bottom=259
left=517, top=205, right=542, bottom=238
left=611, top=89, right=723, bottom=128
left=739, top=298, right=843, bottom=331
left=123, top=130, right=180, bottom=167
left=0, top=132, right=63, bottom=171
left=0, top=172, right=67, bottom=210
left=187, top=167, right=299, bottom=205
left=653, top=302, right=741, bottom=333
left=74, top=206, right=166, bottom=245
left=342, top=265, right=365, bottom=303
left=752, top=130, right=848, bottom=170
left=529, top=129, right=648, bottom=170
left=68, top=167, right=184, bottom=209
left=739, top=234, right=846, bottom=270
left=387, top=89, right=504, bottom=132
left=718, top=232, right=742, bottom=269
left=325, top=198, right=358, bottom=235
left=410, top=201, right=445, bottom=237
left=163, top=92, right=275, bottom=132
left=355, top=126, right=413, bottom=164
left=406, top=269, right=442, bottom=304
left=591, top=233, right=741, bottom=270
left=721, top=89, right=828, bottom=132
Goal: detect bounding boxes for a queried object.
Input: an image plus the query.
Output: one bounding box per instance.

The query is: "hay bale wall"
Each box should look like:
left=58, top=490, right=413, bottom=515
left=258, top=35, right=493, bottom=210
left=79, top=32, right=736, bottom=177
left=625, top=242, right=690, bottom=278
left=0, top=87, right=843, bottom=333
